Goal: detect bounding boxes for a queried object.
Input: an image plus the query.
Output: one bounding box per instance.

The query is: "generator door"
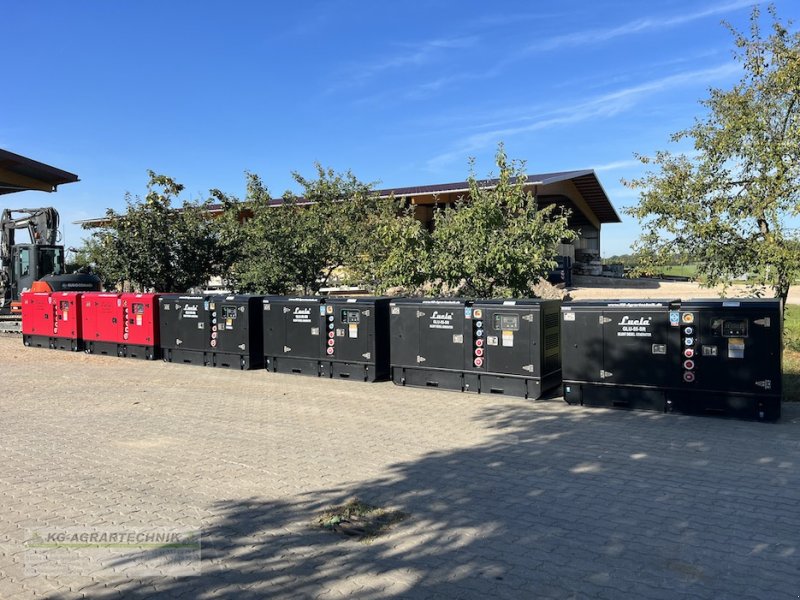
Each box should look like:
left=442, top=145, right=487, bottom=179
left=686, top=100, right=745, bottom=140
left=389, top=303, right=420, bottom=368
left=332, top=305, right=372, bottom=362
left=214, top=303, right=247, bottom=353
left=692, top=310, right=781, bottom=394
left=482, top=308, right=534, bottom=376
left=602, top=309, right=675, bottom=387
left=174, top=298, right=209, bottom=351
left=262, top=300, right=285, bottom=357
left=561, top=309, right=603, bottom=382
left=416, top=304, right=465, bottom=371
left=283, top=301, right=323, bottom=360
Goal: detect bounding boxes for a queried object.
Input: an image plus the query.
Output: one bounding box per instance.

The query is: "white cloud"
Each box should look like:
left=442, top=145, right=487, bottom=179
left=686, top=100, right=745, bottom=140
left=590, top=159, right=644, bottom=172
left=426, top=62, right=741, bottom=170
left=328, top=36, right=479, bottom=92
left=523, top=0, right=757, bottom=53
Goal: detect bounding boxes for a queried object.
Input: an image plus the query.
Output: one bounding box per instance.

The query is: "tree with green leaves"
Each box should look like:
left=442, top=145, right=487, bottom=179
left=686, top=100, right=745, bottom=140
left=428, top=144, right=576, bottom=297
left=625, top=5, right=800, bottom=306
left=232, top=166, right=380, bottom=295
left=346, top=196, right=431, bottom=293
left=80, top=171, right=224, bottom=292
left=225, top=173, right=303, bottom=294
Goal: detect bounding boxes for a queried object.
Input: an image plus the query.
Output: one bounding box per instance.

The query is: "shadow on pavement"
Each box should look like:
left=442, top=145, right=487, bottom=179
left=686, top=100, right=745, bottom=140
left=45, top=402, right=800, bottom=600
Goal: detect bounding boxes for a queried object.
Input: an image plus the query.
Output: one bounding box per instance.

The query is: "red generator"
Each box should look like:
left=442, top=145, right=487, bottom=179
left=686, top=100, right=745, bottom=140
left=120, top=293, right=160, bottom=359
left=21, top=291, right=84, bottom=351
left=81, top=292, right=160, bottom=360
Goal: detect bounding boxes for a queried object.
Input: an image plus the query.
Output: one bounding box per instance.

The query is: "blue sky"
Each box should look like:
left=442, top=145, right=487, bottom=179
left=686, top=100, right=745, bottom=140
left=3, top=0, right=797, bottom=257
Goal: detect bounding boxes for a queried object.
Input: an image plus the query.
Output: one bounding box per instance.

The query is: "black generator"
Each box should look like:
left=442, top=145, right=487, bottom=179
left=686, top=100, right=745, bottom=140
left=262, top=296, right=325, bottom=376
left=668, top=299, right=782, bottom=420
left=466, top=299, right=562, bottom=399
left=390, top=298, right=471, bottom=392
left=561, top=299, right=782, bottom=420
left=390, top=298, right=562, bottom=399
left=319, top=297, right=391, bottom=382
left=158, top=294, right=213, bottom=366
left=207, top=294, right=264, bottom=370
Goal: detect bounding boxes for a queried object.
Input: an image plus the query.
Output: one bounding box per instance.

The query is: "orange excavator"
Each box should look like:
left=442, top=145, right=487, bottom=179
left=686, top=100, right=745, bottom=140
left=0, top=207, right=100, bottom=316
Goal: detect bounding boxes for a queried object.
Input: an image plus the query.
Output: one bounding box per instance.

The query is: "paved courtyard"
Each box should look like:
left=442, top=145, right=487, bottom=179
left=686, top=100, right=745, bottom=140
left=0, top=335, right=798, bottom=599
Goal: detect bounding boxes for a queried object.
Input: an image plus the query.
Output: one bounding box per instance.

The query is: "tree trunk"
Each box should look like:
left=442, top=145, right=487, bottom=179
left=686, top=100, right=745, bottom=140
left=774, top=270, right=790, bottom=316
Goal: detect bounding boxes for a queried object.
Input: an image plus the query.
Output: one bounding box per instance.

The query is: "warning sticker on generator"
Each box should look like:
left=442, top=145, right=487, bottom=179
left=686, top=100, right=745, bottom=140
left=502, top=331, right=514, bottom=347
left=349, top=324, right=358, bottom=338
left=728, top=338, right=745, bottom=359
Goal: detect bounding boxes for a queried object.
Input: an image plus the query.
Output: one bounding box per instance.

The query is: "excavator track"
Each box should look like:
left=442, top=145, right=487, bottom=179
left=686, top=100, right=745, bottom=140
left=0, top=314, right=21, bottom=334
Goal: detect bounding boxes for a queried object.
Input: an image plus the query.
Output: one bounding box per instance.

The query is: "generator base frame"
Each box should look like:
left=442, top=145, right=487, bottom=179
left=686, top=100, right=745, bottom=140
left=162, top=347, right=209, bottom=367
left=23, top=334, right=82, bottom=352
left=86, top=340, right=159, bottom=360
left=265, top=356, right=321, bottom=377
left=321, top=360, right=384, bottom=382
left=212, top=351, right=260, bottom=371
left=391, top=366, right=557, bottom=399
left=564, top=382, right=781, bottom=421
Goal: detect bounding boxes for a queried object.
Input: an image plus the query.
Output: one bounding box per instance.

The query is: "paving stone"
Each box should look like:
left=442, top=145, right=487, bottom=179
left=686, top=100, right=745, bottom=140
left=0, top=336, right=799, bottom=599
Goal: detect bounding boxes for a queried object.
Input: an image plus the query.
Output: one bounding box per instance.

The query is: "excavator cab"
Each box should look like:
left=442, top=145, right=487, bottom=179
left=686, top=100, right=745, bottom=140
left=10, top=244, right=64, bottom=303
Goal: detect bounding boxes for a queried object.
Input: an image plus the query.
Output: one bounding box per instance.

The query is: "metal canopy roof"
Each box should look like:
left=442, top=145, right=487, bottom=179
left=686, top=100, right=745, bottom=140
left=0, top=149, right=79, bottom=195
left=375, top=170, right=621, bottom=224
left=75, top=169, right=621, bottom=226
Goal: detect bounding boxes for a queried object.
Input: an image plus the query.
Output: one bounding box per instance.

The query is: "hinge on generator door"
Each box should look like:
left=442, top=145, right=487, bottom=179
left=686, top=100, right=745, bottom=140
left=283, top=307, right=291, bottom=313
left=284, top=346, right=292, bottom=352
left=416, top=310, right=425, bottom=318
left=599, top=316, right=612, bottom=324
left=522, top=364, right=534, bottom=372
left=363, top=309, right=371, bottom=317
left=417, top=355, right=426, bottom=363
left=754, top=317, right=771, bottom=327
left=755, top=380, right=772, bottom=390
left=238, top=344, right=246, bottom=350
left=362, top=352, right=371, bottom=359
left=600, top=370, right=613, bottom=379
left=522, top=314, right=534, bottom=322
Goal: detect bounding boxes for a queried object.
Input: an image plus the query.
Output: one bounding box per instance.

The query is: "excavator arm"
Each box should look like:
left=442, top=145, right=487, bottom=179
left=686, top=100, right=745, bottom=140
left=0, top=207, right=60, bottom=263
left=0, top=207, right=63, bottom=311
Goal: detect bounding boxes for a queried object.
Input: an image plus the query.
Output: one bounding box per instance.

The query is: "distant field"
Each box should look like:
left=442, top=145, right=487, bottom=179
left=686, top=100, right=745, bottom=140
left=658, top=264, right=698, bottom=278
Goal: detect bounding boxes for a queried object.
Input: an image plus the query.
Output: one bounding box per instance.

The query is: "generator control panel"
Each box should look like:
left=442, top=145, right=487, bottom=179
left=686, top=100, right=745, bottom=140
left=714, top=318, right=748, bottom=337
left=341, top=309, right=360, bottom=324
left=493, top=313, right=520, bottom=331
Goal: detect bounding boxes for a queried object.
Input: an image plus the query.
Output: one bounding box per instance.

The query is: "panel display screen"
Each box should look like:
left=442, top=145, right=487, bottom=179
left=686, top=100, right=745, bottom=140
left=493, top=313, right=519, bottom=331
left=133, top=303, right=145, bottom=315
left=341, top=309, right=360, bottom=324
left=222, top=306, right=237, bottom=319
left=722, top=319, right=748, bottom=337
left=713, top=318, right=748, bottom=337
